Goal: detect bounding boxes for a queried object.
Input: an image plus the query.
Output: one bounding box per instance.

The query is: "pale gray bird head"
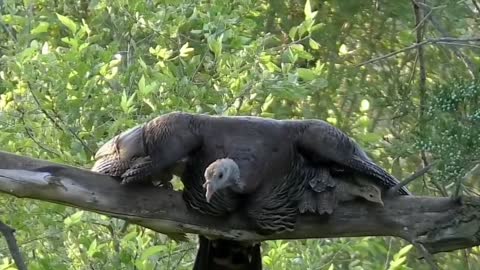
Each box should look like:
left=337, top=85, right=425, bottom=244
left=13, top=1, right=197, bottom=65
left=356, top=185, right=384, bottom=206
left=203, top=158, right=241, bottom=202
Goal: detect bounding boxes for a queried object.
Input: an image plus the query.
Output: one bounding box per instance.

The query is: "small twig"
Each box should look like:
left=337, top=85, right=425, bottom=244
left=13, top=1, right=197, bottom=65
left=410, top=8, right=432, bottom=34
left=17, top=110, right=62, bottom=157
left=356, top=37, right=480, bottom=67
left=420, top=152, right=447, bottom=196
left=120, top=220, right=130, bottom=233
left=173, top=247, right=194, bottom=270
left=463, top=249, right=471, bottom=270
left=190, top=49, right=209, bottom=82
left=430, top=179, right=448, bottom=197
left=50, top=108, right=94, bottom=155
left=454, top=164, right=480, bottom=198
left=384, top=238, right=393, bottom=270
left=0, top=221, right=28, bottom=270
left=23, top=126, right=62, bottom=157
left=472, top=0, right=480, bottom=14
left=0, top=232, right=59, bottom=254
left=266, top=35, right=311, bottom=52
left=413, top=241, right=439, bottom=270
left=435, top=41, right=480, bottom=49
left=224, top=82, right=254, bottom=114
left=390, top=162, right=436, bottom=195
left=416, top=0, right=478, bottom=78
left=26, top=81, right=65, bottom=132
left=316, top=240, right=351, bottom=269
left=412, top=0, right=427, bottom=121
left=0, top=0, right=17, bottom=42
left=408, top=46, right=419, bottom=86
left=26, top=81, right=93, bottom=155
left=355, top=39, right=426, bottom=67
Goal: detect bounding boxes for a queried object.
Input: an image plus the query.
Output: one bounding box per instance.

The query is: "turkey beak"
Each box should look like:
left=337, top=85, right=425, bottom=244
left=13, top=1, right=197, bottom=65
left=203, top=181, right=215, bottom=203
left=373, top=197, right=384, bottom=207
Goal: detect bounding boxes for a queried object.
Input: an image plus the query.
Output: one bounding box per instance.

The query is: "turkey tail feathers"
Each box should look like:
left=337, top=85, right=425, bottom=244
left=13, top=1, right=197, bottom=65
left=350, top=156, right=411, bottom=195
left=193, top=236, right=262, bottom=270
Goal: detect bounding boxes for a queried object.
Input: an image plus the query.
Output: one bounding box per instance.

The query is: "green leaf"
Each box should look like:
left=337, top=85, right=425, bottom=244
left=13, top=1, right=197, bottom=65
left=360, top=99, right=370, bottom=112
left=149, top=46, right=173, bottom=60
left=264, top=61, right=280, bottom=72
left=87, top=239, right=98, bottom=257
left=78, top=42, right=90, bottom=52
left=358, top=132, right=383, bottom=144
left=121, top=231, right=138, bottom=242
left=64, top=211, right=84, bottom=226
left=311, top=78, right=328, bottom=89
left=388, top=244, right=412, bottom=270
left=396, top=244, right=413, bottom=259
left=139, top=245, right=165, bottom=260
left=138, top=57, right=148, bottom=69
left=31, top=22, right=50, bottom=34
left=120, top=91, right=136, bottom=114
left=297, top=68, right=316, bottom=81
left=290, top=44, right=313, bottom=60
left=127, top=93, right=136, bottom=110
left=261, top=94, right=275, bottom=112
left=309, top=38, right=320, bottom=50
left=288, top=27, right=297, bottom=41
left=143, top=98, right=156, bottom=110
left=389, top=257, right=407, bottom=270
left=304, top=0, right=313, bottom=20
left=56, top=13, right=77, bottom=34
left=60, top=37, right=78, bottom=48
left=138, top=75, right=146, bottom=94
left=208, top=34, right=223, bottom=58
left=179, top=42, right=194, bottom=57
left=339, top=44, right=349, bottom=55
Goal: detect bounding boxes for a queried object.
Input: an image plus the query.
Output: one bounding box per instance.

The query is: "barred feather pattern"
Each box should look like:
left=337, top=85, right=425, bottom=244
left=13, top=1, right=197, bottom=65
left=120, top=156, right=153, bottom=182
left=245, top=156, right=313, bottom=234
left=91, top=154, right=129, bottom=177
left=350, top=156, right=410, bottom=195
left=144, top=115, right=174, bottom=155
left=91, top=124, right=148, bottom=180
left=182, top=154, right=314, bottom=234
left=297, top=120, right=411, bottom=196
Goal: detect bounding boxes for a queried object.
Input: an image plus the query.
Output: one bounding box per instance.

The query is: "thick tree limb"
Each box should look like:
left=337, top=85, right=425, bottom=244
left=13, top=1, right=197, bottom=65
left=0, top=151, right=479, bottom=256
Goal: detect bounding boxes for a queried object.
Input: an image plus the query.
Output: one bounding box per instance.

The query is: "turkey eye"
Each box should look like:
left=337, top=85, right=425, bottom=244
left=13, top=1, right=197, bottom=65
left=218, top=173, right=223, bottom=179
left=369, top=194, right=373, bottom=198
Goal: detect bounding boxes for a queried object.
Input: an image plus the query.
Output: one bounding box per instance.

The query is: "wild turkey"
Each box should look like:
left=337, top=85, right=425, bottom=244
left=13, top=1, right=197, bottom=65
left=92, top=112, right=410, bottom=269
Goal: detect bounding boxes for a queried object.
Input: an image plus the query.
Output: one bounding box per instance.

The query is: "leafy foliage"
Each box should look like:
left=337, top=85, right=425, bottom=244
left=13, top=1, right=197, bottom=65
left=0, top=0, right=479, bottom=269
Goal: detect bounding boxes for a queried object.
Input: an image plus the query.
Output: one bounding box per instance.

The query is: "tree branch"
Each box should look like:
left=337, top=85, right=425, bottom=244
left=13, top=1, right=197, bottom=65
left=0, top=220, right=28, bottom=270
left=25, top=81, right=94, bottom=156
left=0, top=151, right=479, bottom=256
left=472, top=0, right=480, bottom=14
left=390, top=162, right=436, bottom=195
left=412, top=0, right=427, bottom=119
left=356, top=37, right=480, bottom=67
left=415, top=0, right=478, bottom=78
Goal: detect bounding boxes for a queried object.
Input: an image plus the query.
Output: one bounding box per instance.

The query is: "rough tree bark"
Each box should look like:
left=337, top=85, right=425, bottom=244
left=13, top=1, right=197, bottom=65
left=0, top=150, right=480, bottom=257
